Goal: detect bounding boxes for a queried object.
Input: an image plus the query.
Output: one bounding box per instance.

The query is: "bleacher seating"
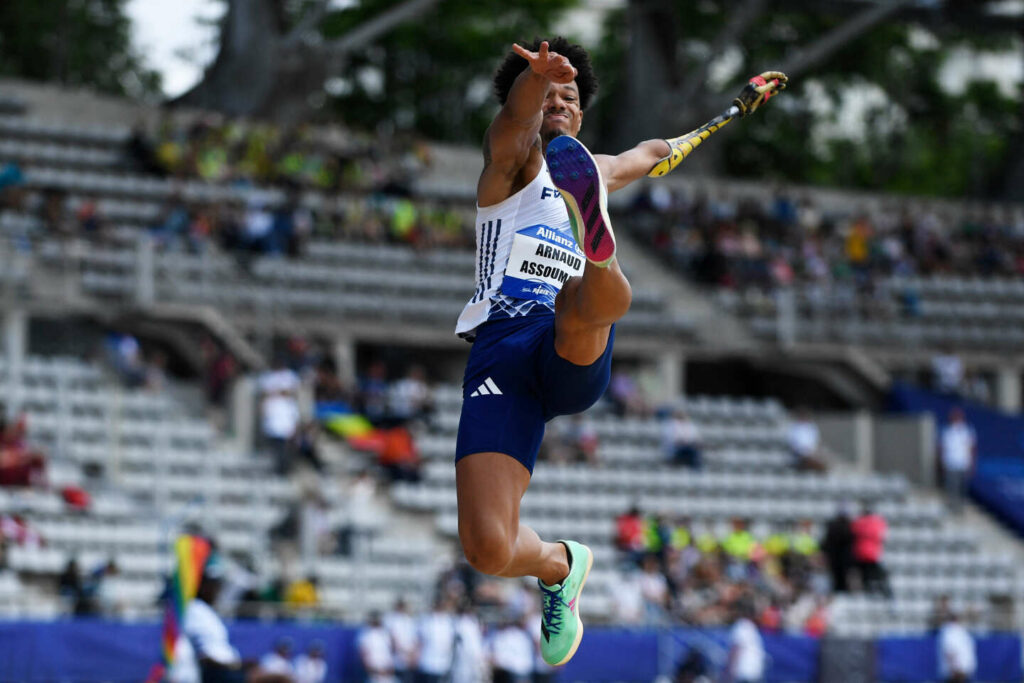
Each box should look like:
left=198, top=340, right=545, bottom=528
left=0, top=356, right=447, bottom=619
left=393, top=384, right=1018, bottom=634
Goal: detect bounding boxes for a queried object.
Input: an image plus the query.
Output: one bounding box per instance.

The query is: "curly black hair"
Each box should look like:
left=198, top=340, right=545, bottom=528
left=492, top=36, right=598, bottom=110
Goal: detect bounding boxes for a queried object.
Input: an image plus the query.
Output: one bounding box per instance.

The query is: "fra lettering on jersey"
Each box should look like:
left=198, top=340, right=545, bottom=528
left=540, top=187, right=562, bottom=200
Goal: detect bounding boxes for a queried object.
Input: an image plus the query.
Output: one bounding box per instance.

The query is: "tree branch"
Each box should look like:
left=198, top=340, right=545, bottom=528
left=779, top=0, right=916, bottom=80
left=284, top=0, right=332, bottom=46
left=325, top=0, right=444, bottom=56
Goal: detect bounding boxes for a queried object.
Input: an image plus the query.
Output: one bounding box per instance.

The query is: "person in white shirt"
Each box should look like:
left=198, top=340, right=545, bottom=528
left=259, top=359, right=302, bottom=475
left=183, top=555, right=292, bottom=683
left=727, top=603, right=765, bottom=683
left=258, top=638, right=295, bottom=678
left=383, top=597, right=418, bottom=682
left=293, top=640, right=327, bottom=683
left=661, top=408, right=702, bottom=469
left=638, top=554, right=670, bottom=625
left=416, top=599, right=456, bottom=682
left=787, top=409, right=827, bottom=472
left=450, top=602, right=487, bottom=683
left=358, top=612, right=397, bottom=683
left=932, top=351, right=964, bottom=395
left=938, top=613, right=976, bottom=683
left=940, top=408, right=976, bottom=515
left=488, top=614, right=535, bottom=683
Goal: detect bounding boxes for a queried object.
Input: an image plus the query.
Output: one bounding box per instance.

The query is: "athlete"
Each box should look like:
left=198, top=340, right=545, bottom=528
left=454, top=37, right=786, bottom=666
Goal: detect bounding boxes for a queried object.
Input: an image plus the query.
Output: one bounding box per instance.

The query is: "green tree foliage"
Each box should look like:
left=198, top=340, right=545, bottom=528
left=591, top=1, right=1022, bottom=198
left=318, top=0, right=579, bottom=140
left=0, top=0, right=161, bottom=98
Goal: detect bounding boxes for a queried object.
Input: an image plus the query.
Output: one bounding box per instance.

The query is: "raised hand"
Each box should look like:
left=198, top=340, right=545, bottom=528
left=512, top=41, right=578, bottom=84
left=732, top=70, right=788, bottom=117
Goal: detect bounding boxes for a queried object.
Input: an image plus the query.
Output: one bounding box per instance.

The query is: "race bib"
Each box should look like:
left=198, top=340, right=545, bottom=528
left=501, top=224, right=585, bottom=305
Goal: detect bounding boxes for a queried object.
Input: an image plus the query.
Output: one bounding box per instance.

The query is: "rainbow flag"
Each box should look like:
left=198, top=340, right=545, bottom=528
left=146, top=534, right=211, bottom=682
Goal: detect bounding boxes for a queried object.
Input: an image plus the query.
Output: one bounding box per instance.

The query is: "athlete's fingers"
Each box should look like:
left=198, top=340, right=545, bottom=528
left=512, top=43, right=534, bottom=61
left=538, top=41, right=549, bottom=62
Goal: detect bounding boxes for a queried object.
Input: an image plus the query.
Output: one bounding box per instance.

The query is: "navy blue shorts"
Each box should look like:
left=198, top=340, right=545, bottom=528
left=455, top=312, right=615, bottom=474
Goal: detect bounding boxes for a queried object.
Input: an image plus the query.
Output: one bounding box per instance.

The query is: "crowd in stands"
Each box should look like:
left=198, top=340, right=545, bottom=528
left=608, top=500, right=891, bottom=635
left=0, top=404, right=46, bottom=489
left=129, top=117, right=429, bottom=195
left=626, top=184, right=1024, bottom=297
left=359, top=595, right=553, bottom=683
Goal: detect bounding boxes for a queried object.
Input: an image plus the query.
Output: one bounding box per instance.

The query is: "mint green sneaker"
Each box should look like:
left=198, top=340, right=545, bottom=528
left=538, top=540, right=594, bottom=666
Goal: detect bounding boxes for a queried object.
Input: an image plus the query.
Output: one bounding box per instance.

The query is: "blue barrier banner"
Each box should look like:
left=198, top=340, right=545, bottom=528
left=559, top=627, right=661, bottom=682
left=762, top=632, right=819, bottom=682
left=877, top=634, right=1023, bottom=682
left=0, top=621, right=1017, bottom=682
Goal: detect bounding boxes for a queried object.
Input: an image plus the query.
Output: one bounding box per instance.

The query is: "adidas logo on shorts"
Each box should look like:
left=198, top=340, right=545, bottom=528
left=470, top=377, right=503, bottom=397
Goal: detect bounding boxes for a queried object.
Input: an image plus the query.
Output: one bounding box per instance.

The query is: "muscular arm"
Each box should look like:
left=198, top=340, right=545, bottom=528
left=478, top=42, right=576, bottom=207
left=594, top=140, right=672, bottom=194
left=478, top=69, right=550, bottom=206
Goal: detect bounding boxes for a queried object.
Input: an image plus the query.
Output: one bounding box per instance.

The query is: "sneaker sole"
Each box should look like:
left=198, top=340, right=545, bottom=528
left=551, top=544, right=594, bottom=667
left=545, top=136, right=616, bottom=268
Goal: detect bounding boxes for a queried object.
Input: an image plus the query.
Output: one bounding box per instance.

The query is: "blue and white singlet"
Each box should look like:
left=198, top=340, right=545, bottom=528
left=454, top=157, right=586, bottom=339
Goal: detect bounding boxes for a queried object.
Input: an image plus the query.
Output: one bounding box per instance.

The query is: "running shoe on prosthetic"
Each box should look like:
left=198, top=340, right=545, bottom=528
left=537, top=540, right=594, bottom=666
left=545, top=136, right=616, bottom=268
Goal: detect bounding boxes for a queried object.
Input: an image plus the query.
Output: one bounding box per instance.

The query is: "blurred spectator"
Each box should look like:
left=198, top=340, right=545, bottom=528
left=0, top=409, right=46, bottom=488
left=259, top=358, right=302, bottom=475
left=661, top=408, right=702, bottom=469
left=180, top=554, right=290, bottom=682
left=313, top=358, right=349, bottom=409
left=607, top=369, right=649, bottom=417
left=929, top=594, right=954, bottom=632
left=259, top=638, right=295, bottom=677
left=201, top=337, right=238, bottom=413
left=721, top=518, right=756, bottom=564
left=336, top=470, right=379, bottom=556
left=638, top=554, right=670, bottom=625
left=378, top=425, right=421, bottom=483
left=820, top=504, right=854, bottom=593
left=851, top=502, right=891, bottom=598
left=932, top=349, right=965, bottom=396
left=726, top=601, right=765, bottom=683
left=609, top=566, right=645, bottom=624
left=545, top=414, right=600, bottom=466
left=450, top=601, right=486, bottom=683
left=940, top=407, right=976, bottom=515
left=615, top=505, right=648, bottom=565
left=358, top=611, right=396, bottom=683
left=416, top=597, right=456, bottom=683
left=803, top=596, right=830, bottom=638
left=57, top=557, right=83, bottom=614
left=358, top=361, right=391, bottom=426
left=293, top=640, right=327, bottom=683
left=88, top=558, right=123, bottom=617
left=388, top=364, right=434, bottom=426
left=488, top=613, right=534, bottom=683
left=384, top=597, right=418, bottom=683
left=673, top=647, right=710, bottom=683
left=293, top=421, right=325, bottom=473
left=786, top=409, right=828, bottom=473
left=0, top=162, right=25, bottom=211
left=937, top=611, right=976, bottom=683
left=105, top=331, right=147, bottom=388
left=283, top=575, right=319, bottom=610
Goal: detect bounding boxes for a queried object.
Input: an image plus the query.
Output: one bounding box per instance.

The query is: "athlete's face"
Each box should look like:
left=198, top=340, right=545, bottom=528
left=541, top=81, right=582, bottom=146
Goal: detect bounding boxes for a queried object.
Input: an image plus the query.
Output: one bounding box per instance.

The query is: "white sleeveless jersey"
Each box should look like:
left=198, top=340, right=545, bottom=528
left=455, top=158, right=586, bottom=339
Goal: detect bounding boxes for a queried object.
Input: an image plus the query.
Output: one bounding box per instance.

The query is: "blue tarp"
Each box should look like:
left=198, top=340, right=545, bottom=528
left=877, top=634, right=1022, bottom=682
left=0, top=621, right=1018, bottom=682
left=887, top=382, right=1024, bottom=460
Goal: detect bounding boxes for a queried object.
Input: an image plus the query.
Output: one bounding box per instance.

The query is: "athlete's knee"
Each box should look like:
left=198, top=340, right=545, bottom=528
left=458, top=521, right=514, bottom=576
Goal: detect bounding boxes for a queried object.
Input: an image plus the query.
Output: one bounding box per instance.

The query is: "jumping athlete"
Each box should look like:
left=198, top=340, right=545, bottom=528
left=454, top=37, right=786, bottom=666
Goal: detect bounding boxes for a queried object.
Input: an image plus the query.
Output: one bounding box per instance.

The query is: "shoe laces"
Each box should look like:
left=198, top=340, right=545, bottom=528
left=540, top=584, right=564, bottom=635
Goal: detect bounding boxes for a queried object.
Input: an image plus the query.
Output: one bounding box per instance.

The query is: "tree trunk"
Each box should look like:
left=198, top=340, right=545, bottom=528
left=174, top=0, right=285, bottom=117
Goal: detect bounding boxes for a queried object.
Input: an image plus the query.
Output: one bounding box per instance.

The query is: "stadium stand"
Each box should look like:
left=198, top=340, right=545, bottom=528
left=0, top=87, right=1022, bottom=661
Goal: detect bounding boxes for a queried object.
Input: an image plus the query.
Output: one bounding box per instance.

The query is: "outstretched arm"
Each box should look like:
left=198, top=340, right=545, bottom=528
left=595, top=71, right=788, bottom=194
left=478, top=42, right=577, bottom=205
